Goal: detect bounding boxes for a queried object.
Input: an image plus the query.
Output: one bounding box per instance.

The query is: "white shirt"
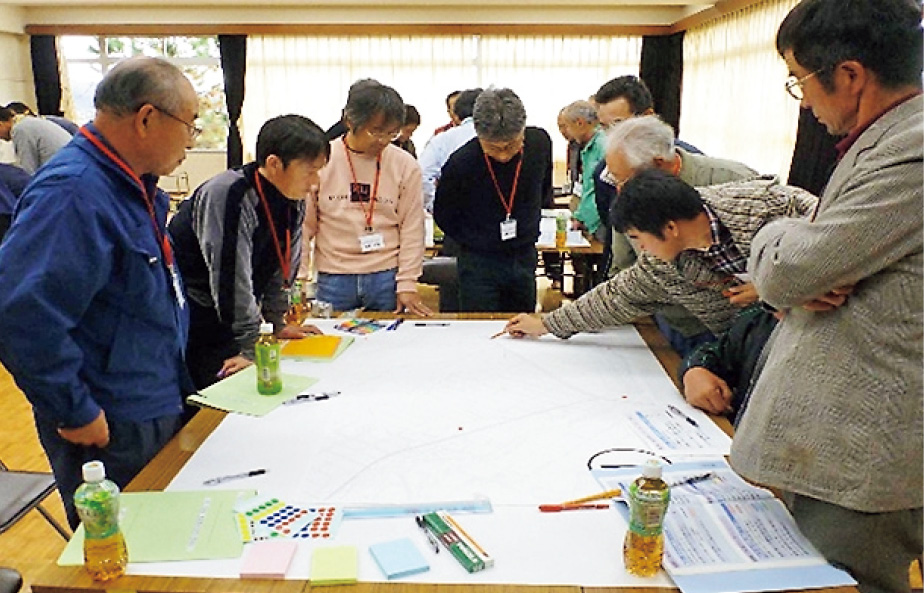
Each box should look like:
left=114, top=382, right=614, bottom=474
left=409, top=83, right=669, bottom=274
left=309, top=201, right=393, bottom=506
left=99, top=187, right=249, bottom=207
left=418, top=118, right=477, bottom=212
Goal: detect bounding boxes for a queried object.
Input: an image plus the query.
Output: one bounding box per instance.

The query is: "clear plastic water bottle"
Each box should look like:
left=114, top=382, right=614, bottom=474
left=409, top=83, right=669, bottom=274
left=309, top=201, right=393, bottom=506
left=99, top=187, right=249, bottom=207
left=623, top=459, right=670, bottom=576
left=74, top=460, right=128, bottom=581
left=255, top=322, right=282, bottom=395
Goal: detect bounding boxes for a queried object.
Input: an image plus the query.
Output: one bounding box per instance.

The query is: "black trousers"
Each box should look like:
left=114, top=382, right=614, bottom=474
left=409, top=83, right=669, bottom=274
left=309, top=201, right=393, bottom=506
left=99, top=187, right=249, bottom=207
left=457, top=247, right=537, bottom=313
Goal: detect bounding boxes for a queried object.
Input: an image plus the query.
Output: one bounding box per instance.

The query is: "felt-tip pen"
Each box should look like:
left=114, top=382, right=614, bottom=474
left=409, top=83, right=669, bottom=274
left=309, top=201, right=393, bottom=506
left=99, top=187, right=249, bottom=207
left=283, top=391, right=341, bottom=405
left=667, top=404, right=699, bottom=427
left=414, top=515, right=440, bottom=553
left=202, top=468, right=266, bottom=486
left=414, top=322, right=449, bottom=327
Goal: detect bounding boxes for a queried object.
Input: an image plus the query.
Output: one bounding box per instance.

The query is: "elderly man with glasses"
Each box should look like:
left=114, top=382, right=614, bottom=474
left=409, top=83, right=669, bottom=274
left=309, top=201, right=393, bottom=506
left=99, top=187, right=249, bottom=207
left=732, top=2, right=923, bottom=591
left=0, top=57, right=199, bottom=529
left=434, top=87, right=553, bottom=313
left=308, top=79, right=431, bottom=316
left=600, top=115, right=758, bottom=358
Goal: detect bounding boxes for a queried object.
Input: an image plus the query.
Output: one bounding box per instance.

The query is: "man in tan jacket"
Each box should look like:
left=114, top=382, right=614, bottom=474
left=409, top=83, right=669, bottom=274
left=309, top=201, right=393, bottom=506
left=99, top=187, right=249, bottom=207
left=732, top=1, right=923, bottom=591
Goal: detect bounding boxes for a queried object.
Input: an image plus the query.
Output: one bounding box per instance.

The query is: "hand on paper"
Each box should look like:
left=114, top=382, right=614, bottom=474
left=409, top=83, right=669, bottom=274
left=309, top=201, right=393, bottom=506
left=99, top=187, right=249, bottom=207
left=722, top=282, right=759, bottom=307
left=58, top=410, right=110, bottom=447
left=801, top=284, right=854, bottom=312
left=504, top=313, right=549, bottom=338
left=277, top=324, right=323, bottom=339
left=396, top=291, right=433, bottom=317
left=682, top=368, right=733, bottom=415
left=218, top=354, right=252, bottom=379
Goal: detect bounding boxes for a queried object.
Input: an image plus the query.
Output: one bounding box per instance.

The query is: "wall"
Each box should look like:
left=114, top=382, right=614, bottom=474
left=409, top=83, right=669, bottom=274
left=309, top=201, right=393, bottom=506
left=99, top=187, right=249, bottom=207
left=0, top=7, right=34, bottom=164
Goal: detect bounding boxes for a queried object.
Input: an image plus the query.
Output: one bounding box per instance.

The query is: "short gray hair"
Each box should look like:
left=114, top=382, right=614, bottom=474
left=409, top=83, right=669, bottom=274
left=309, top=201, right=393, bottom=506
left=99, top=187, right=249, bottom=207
left=560, top=100, right=598, bottom=124
left=343, top=80, right=405, bottom=131
left=94, top=56, right=190, bottom=117
left=473, top=87, right=526, bottom=141
left=605, top=115, right=675, bottom=171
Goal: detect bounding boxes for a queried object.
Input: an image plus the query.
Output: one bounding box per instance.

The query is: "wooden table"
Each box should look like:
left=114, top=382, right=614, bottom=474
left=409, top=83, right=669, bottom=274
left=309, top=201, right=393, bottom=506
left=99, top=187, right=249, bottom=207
left=29, top=316, right=857, bottom=593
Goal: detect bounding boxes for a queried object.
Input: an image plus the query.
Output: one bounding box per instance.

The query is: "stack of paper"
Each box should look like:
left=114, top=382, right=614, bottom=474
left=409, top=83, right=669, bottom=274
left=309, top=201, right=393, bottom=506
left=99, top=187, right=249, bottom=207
left=281, top=335, right=353, bottom=361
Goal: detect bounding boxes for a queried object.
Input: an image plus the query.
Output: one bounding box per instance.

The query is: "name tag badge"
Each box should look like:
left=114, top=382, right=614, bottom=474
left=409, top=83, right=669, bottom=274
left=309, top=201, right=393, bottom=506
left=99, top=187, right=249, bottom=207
left=500, top=217, right=517, bottom=241
left=169, top=264, right=186, bottom=309
left=359, top=232, right=385, bottom=253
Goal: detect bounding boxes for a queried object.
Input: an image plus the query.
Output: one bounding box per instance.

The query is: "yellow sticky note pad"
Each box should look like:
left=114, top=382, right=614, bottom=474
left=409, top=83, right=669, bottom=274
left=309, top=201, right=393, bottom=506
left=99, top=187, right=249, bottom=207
left=281, top=335, right=342, bottom=359
left=310, top=545, right=358, bottom=585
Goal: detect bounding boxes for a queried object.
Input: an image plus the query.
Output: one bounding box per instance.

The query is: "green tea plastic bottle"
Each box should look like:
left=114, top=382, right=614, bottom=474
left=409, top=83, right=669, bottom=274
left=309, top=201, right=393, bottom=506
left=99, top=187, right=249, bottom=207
left=623, top=459, right=670, bottom=576
left=255, top=322, right=282, bottom=395
left=74, top=460, right=128, bottom=581
left=555, top=211, right=567, bottom=250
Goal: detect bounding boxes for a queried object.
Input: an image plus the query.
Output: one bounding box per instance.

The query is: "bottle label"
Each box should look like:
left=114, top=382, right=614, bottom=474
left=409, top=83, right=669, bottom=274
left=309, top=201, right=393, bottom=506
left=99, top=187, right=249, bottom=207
left=77, top=497, right=119, bottom=540
left=627, top=483, right=670, bottom=537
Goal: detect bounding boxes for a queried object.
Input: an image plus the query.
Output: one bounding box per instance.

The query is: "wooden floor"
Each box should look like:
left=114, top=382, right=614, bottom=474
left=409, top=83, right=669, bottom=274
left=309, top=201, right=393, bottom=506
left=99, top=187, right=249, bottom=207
left=0, top=367, right=69, bottom=593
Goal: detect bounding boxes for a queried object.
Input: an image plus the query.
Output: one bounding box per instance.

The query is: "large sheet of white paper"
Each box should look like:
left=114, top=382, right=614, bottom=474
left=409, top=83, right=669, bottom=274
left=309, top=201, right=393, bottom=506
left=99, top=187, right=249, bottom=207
left=136, top=321, right=730, bottom=586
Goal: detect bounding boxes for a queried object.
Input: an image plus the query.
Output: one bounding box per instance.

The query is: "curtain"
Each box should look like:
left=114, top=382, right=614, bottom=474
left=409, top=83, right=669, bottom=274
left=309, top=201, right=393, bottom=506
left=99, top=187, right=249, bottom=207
left=787, top=107, right=838, bottom=195
left=219, top=35, right=247, bottom=169
left=30, top=35, right=63, bottom=116
left=640, top=32, right=685, bottom=136
left=679, top=0, right=801, bottom=179
left=243, top=35, right=642, bottom=164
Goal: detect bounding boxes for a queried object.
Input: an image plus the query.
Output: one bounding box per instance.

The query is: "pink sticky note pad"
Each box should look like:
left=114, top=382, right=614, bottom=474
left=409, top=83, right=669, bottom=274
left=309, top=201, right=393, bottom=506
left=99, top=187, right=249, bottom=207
left=240, top=540, right=298, bottom=579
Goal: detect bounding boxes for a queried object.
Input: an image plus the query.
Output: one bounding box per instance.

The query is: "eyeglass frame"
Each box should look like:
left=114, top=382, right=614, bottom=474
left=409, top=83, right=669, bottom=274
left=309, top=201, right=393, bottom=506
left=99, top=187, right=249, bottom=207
left=600, top=165, right=630, bottom=190
left=784, top=68, right=822, bottom=101
left=363, top=127, right=402, bottom=142
left=152, top=105, right=202, bottom=139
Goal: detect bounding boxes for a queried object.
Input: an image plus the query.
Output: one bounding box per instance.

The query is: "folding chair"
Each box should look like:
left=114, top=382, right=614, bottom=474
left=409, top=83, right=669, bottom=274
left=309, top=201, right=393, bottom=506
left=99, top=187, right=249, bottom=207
left=0, top=567, right=21, bottom=593
left=0, top=458, right=70, bottom=539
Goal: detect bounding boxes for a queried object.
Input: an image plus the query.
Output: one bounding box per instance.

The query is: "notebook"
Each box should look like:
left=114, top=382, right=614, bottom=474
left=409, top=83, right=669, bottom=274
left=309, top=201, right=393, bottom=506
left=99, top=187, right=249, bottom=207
left=369, top=538, right=429, bottom=580
left=310, top=545, right=358, bottom=585
left=239, top=540, right=298, bottom=579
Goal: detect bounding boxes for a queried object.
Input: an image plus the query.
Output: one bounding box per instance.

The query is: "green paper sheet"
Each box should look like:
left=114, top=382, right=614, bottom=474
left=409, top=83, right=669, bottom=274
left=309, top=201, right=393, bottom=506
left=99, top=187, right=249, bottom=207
left=187, top=366, right=318, bottom=416
left=58, top=489, right=254, bottom=565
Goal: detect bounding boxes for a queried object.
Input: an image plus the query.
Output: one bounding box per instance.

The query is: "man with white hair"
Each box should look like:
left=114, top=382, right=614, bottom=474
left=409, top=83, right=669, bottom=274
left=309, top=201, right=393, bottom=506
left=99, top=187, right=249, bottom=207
left=602, top=115, right=757, bottom=355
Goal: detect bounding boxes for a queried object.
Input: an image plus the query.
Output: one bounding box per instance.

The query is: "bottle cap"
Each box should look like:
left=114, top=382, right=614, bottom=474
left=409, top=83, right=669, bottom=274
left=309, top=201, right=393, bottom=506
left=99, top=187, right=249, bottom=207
left=259, top=322, right=274, bottom=334
left=82, top=460, right=105, bottom=482
left=641, top=458, right=662, bottom=479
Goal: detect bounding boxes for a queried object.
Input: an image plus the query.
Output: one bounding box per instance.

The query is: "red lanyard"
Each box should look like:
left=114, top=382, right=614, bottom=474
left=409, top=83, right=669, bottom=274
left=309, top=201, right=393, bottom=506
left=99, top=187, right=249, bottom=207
left=253, top=171, right=291, bottom=285
left=343, top=141, right=381, bottom=231
left=78, top=126, right=173, bottom=267
left=484, top=149, right=523, bottom=219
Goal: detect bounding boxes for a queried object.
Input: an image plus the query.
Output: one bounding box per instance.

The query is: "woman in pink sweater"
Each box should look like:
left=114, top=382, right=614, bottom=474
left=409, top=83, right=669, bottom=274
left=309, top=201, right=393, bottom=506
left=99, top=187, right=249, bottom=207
left=306, top=80, right=431, bottom=316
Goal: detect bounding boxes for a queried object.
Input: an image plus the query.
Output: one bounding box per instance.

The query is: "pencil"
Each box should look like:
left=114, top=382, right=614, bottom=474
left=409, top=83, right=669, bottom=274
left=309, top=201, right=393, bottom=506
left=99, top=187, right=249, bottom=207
left=440, top=512, right=491, bottom=560
left=559, top=487, right=622, bottom=506
left=489, top=330, right=506, bottom=339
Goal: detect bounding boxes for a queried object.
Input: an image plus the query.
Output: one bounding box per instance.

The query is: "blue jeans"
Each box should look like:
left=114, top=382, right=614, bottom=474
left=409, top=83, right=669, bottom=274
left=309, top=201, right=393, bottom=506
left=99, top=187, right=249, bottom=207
left=457, top=248, right=536, bottom=313
left=35, top=411, right=183, bottom=529
left=316, top=268, right=398, bottom=312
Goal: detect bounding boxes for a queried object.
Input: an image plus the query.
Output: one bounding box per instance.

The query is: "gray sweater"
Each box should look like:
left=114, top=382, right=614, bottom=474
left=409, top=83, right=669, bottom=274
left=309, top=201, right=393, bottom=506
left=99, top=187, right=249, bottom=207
left=11, top=116, right=72, bottom=174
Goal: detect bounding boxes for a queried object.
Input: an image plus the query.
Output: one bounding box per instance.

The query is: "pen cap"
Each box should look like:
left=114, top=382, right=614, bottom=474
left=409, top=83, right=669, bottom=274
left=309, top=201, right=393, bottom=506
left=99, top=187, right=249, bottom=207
left=259, top=322, right=274, bottom=334
left=641, top=459, right=662, bottom=479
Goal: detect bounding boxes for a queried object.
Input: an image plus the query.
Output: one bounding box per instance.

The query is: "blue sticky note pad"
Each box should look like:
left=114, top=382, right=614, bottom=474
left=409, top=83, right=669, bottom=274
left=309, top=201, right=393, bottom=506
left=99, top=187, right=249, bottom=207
left=368, top=538, right=430, bottom=580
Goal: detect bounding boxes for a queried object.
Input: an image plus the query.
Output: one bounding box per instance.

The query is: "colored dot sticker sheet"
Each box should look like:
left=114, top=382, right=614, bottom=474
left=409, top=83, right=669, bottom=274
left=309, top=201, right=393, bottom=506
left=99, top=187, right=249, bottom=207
left=232, top=496, right=340, bottom=542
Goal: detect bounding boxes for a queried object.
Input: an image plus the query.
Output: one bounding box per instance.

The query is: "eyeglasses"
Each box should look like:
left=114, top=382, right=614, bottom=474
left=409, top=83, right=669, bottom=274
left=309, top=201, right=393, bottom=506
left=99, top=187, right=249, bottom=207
left=481, top=136, right=525, bottom=153
left=153, top=106, right=202, bottom=139
left=600, top=166, right=629, bottom=190
left=784, top=69, right=821, bottom=101
left=364, top=128, right=402, bottom=142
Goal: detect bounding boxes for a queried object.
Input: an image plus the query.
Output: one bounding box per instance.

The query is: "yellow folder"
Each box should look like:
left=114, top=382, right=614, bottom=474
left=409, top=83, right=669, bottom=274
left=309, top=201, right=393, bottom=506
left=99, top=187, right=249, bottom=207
left=280, top=335, right=343, bottom=359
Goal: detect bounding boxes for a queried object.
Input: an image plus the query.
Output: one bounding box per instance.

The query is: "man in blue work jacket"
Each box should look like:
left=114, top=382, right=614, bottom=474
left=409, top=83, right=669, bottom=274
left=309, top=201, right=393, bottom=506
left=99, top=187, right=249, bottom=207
left=0, top=56, right=198, bottom=528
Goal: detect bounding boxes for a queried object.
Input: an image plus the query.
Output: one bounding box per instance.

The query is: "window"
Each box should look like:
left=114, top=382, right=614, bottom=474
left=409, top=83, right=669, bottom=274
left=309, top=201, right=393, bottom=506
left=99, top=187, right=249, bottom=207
left=60, top=36, right=227, bottom=150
